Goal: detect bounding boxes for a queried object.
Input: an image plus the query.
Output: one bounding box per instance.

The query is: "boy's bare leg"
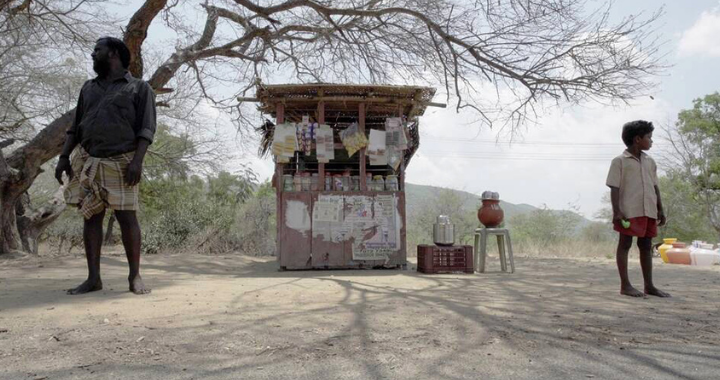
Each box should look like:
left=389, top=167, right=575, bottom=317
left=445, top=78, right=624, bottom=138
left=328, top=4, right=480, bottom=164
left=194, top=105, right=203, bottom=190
left=67, top=209, right=106, bottom=295
left=638, top=237, right=671, bottom=297
left=616, top=234, right=644, bottom=297
left=115, top=210, right=151, bottom=295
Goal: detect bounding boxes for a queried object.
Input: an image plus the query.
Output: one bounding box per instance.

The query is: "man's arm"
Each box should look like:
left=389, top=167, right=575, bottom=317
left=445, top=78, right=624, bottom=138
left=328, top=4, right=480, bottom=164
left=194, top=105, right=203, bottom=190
left=125, top=82, right=156, bottom=186
left=655, top=185, right=666, bottom=226
left=55, top=89, right=84, bottom=184
left=125, top=138, right=149, bottom=186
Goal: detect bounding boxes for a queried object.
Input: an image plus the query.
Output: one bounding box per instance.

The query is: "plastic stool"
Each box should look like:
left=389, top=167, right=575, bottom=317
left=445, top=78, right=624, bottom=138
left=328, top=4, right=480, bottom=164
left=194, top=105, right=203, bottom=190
left=474, top=228, right=515, bottom=273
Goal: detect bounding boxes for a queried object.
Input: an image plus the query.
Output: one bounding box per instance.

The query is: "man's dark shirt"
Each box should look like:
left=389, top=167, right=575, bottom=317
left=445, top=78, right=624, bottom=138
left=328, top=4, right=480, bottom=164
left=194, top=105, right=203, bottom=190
left=68, top=71, right=156, bottom=158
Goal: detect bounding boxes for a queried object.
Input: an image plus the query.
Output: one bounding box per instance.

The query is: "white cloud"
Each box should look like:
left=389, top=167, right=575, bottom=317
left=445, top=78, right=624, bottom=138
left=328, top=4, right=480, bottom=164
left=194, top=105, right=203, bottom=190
left=678, top=7, right=720, bottom=57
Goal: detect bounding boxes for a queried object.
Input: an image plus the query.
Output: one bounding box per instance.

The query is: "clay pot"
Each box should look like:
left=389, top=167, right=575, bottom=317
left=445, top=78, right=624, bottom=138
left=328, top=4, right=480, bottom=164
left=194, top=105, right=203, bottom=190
left=478, top=199, right=504, bottom=228
left=666, top=242, right=691, bottom=265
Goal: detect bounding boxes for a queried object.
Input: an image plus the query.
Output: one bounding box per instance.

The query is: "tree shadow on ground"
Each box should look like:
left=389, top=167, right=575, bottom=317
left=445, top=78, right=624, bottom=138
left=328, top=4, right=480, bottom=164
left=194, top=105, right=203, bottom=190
left=2, top=255, right=719, bottom=379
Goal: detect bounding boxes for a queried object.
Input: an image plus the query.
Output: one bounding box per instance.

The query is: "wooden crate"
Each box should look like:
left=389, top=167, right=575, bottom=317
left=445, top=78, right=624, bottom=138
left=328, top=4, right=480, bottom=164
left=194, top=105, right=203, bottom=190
left=417, top=244, right=473, bottom=274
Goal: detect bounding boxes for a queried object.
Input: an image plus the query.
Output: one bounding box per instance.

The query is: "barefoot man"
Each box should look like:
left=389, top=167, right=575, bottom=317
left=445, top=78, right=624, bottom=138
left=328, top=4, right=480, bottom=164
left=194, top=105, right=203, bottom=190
left=55, top=37, right=155, bottom=295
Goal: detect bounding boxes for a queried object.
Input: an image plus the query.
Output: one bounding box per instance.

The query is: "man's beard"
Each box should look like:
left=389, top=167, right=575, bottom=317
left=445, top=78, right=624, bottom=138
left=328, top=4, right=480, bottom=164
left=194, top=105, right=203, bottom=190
left=93, top=60, right=110, bottom=76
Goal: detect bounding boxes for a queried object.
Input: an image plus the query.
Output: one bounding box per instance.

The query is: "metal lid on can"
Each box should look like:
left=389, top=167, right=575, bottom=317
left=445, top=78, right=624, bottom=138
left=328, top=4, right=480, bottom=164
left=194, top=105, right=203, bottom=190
left=436, top=215, right=451, bottom=224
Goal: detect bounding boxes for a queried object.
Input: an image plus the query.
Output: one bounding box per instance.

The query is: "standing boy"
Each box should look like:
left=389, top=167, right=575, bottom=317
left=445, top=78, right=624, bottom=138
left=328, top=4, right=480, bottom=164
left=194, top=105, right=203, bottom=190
left=606, top=120, right=670, bottom=298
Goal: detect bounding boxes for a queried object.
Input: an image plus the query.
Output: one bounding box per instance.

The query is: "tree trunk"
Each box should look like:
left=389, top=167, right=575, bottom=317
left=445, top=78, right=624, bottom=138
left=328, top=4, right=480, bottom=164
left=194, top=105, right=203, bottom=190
left=16, top=190, right=66, bottom=254
left=1, top=199, right=21, bottom=253
left=0, top=110, right=74, bottom=254
left=104, top=212, right=116, bottom=246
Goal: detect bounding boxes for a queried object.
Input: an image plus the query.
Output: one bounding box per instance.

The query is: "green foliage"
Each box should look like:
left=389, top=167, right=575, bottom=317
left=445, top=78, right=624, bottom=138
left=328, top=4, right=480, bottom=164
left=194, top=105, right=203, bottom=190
left=666, top=92, right=720, bottom=240
left=42, top=210, right=84, bottom=254
left=143, top=124, right=197, bottom=181
left=230, top=182, right=276, bottom=256
left=658, top=173, right=717, bottom=243
left=208, top=171, right=254, bottom=206
left=139, top=176, right=234, bottom=254
left=507, top=205, right=585, bottom=244
left=579, top=221, right=615, bottom=243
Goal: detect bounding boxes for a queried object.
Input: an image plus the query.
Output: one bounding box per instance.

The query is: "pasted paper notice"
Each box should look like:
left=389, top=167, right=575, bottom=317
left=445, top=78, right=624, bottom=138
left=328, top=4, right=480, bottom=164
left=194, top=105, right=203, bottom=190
left=352, top=195, right=400, bottom=261
left=313, top=197, right=341, bottom=223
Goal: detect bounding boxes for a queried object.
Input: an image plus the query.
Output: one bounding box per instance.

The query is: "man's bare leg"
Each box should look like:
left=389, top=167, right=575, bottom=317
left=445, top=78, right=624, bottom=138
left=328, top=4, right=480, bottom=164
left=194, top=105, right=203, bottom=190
left=68, top=210, right=106, bottom=295
left=616, top=234, right=644, bottom=297
left=638, top=237, right=671, bottom=297
left=115, top=210, right=150, bottom=295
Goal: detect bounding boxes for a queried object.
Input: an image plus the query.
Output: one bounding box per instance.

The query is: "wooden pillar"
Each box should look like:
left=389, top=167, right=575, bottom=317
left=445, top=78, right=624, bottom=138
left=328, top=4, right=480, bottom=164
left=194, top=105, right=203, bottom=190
left=275, top=103, right=285, bottom=189
left=398, top=105, right=405, bottom=191
left=275, top=103, right=285, bottom=260
left=359, top=102, right=367, bottom=191
left=317, top=91, right=325, bottom=191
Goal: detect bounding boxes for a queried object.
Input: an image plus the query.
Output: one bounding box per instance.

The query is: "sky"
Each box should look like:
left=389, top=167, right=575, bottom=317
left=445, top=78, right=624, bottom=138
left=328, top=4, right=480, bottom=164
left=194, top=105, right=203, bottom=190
left=113, top=0, right=720, bottom=219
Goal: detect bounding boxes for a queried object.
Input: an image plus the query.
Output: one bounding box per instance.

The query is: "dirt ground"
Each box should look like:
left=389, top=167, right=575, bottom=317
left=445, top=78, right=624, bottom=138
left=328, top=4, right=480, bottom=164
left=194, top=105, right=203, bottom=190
left=1, top=251, right=719, bottom=380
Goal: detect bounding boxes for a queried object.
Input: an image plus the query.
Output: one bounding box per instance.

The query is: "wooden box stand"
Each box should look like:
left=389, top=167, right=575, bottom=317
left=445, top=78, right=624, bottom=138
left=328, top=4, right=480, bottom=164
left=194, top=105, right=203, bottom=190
left=417, top=244, right=474, bottom=274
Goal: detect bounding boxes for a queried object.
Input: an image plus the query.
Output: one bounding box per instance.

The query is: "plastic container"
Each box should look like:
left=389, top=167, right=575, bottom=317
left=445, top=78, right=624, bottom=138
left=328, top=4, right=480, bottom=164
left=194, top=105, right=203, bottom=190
left=690, top=245, right=720, bottom=266
left=333, top=174, right=343, bottom=191
left=351, top=176, right=360, bottom=191
left=666, top=242, right=691, bottom=265
left=301, top=172, right=311, bottom=191
left=293, top=175, right=302, bottom=192
left=658, top=238, right=677, bottom=263
left=385, top=175, right=399, bottom=191
left=282, top=175, right=293, bottom=192
left=373, top=175, right=385, bottom=192
left=311, top=173, right=319, bottom=191
left=325, top=175, right=332, bottom=191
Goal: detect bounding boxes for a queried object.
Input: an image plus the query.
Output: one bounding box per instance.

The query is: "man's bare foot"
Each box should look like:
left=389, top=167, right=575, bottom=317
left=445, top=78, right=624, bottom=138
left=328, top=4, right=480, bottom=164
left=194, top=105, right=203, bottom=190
left=67, top=278, right=102, bottom=295
left=645, top=286, right=671, bottom=298
left=129, top=275, right=151, bottom=295
left=620, top=286, right=645, bottom=297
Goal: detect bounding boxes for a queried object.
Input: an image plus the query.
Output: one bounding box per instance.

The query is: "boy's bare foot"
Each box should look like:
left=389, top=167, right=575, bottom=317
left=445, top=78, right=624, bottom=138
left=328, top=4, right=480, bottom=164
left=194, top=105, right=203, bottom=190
left=67, top=278, right=103, bottom=295
left=620, top=286, right=645, bottom=297
left=645, top=287, right=671, bottom=298
left=129, top=275, right=151, bottom=295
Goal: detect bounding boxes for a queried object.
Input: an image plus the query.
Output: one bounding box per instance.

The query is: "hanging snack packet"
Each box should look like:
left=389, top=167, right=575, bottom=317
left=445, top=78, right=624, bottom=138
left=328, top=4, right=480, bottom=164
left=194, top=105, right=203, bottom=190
left=340, top=122, right=368, bottom=157
left=303, top=123, right=315, bottom=155
left=272, top=123, right=298, bottom=158
left=315, top=124, right=335, bottom=163
left=385, top=117, right=408, bottom=150
left=368, top=129, right=388, bottom=166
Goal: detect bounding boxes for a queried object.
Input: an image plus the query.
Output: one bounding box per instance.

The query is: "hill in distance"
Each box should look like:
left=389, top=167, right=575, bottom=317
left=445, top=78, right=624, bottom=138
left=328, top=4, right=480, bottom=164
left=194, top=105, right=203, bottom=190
left=404, top=183, right=592, bottom=227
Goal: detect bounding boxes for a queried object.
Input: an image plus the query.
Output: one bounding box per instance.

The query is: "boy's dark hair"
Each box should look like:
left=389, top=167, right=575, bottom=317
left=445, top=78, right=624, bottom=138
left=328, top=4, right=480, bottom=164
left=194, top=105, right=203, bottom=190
left=621, top=120, right=654, bottom=147
left=97, top=37, right=131, bottom=69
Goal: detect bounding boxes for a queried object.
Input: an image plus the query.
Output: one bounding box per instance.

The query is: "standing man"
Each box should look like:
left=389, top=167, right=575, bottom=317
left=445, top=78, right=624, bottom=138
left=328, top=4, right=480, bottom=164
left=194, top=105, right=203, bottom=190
left=55, top=37, right=155, bottom=295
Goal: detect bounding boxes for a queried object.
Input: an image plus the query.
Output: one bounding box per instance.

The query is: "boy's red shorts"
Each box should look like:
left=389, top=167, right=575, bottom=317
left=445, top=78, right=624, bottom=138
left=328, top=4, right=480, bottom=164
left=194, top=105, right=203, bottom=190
left=614, top=217, right=657, bottom=238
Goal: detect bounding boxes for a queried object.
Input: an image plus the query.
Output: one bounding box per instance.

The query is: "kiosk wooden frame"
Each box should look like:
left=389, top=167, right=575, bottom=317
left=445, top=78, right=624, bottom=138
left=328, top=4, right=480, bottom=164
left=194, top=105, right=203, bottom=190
left=253, top=83, right=439, bottom=270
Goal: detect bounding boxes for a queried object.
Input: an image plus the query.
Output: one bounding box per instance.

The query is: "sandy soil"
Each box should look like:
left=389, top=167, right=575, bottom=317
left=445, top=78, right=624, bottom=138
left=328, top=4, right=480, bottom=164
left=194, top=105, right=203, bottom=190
left=1, top=252, right=719, bottom=380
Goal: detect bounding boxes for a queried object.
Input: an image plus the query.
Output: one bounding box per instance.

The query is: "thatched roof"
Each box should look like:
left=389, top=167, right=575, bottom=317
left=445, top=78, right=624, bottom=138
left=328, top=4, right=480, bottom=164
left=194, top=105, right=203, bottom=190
left=255, top=83, right=437, bottom=121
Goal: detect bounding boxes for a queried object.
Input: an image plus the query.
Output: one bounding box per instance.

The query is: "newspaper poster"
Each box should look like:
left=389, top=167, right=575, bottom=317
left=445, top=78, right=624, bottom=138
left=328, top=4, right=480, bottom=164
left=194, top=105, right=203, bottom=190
left=312, top=196, right=341, bottom=223
left=352, top=195, right=400, bottom=261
